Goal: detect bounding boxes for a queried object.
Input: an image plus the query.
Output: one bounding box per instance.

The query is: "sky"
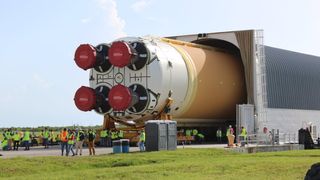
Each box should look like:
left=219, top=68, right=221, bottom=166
left=0, top=0, right=319, bottom=128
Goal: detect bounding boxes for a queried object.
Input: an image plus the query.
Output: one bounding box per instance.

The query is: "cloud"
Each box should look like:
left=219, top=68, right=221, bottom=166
left=131, top=0, right=151, bottom=13
left=32, top=73, right=54, bottom=89
left=97, top=0, right=126, bottom=38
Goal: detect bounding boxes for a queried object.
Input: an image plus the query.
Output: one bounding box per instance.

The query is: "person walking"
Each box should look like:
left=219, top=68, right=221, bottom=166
left=60, top=128, right=68, bottom=156
left=88, top=129, right=96, bottom=155
left=75, top=129, right=85, bottom=156
left=216, top=128, right=222, bottom=144
left=138, top=130, right=145, bottom=151
left=66, top=129, right=75, bottom=156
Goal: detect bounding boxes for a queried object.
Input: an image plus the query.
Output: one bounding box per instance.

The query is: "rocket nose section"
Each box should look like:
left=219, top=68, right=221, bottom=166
left=74, top=44, right=97, bottom=70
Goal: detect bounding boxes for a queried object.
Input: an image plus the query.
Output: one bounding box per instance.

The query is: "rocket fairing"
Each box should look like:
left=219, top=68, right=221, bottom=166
left=73, top=36, right=247, bottom=125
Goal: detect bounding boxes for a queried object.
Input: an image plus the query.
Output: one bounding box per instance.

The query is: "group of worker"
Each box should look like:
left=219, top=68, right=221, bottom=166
left=99, top=129, right=125, bottom=147
left=59, top=128, right=98, bottom=156
left=182, top=129, right=205, bottom=144
left=226, top=125, right=247, bottom=147
left=1, top=128, right=61, bottom=151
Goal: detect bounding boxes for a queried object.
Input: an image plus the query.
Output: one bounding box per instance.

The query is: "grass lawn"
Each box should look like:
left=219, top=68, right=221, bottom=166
left=0, top=148, right=318, bottom=179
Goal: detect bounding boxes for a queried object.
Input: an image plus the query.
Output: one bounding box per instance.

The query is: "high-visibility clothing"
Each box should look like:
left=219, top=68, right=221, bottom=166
left=186, top=130, right=191, bottom=136
left=67, top=133, right=74, bottom=145
left=100, top=130, right=107, bottom=138
left=23, top=131, right=30, bottom=141
left=43, top=131, right=50, bottom=138
left=5, top=132, right=11, bottom=139
left=60, top=131, right=68, bottom=142
left=197, top=133, right=204, bottom=138
left=76, top=131, right=84, bottom=141
left=2, top=139, right=8, bottom=148
left=240, top=128, right=247, bottom=138
left=216, top=130, right=222, bottom=137
left=140, top=132, right=145, bottom=142
left=118, top=130, right=124, bottom=138
left=111, top=132, right=118, bottom=140
left=192, top=129, right=198, bottom=136
left=13, top=133, right=20, bottom=141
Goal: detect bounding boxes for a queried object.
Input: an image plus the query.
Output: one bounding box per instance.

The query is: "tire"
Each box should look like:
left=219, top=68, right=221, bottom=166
left=305, top=162, right=320, bottom=180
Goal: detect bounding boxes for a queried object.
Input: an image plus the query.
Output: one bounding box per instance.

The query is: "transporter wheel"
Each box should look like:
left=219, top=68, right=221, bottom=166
left=305, top=162, right=320, bottom=180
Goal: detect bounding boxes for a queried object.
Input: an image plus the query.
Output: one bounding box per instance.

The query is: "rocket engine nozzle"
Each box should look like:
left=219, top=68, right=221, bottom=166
left=74, top=86, right=97, bottom=111
left=108, top=41, right=136, bottom=68
left=108, top=84, right=139, bottom=111
left=74, top=44, right=97, bottom=70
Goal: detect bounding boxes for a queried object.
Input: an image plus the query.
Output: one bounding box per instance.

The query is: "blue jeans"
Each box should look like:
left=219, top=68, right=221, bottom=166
left=61, top=142, right=68, bottom=155
left=139, top=141, right=145, bottom=151
left=66, top=144, right=75, bottom=156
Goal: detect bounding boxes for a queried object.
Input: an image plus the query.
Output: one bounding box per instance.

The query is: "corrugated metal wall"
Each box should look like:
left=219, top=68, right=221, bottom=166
left=265, top=46, right=320, bottom=110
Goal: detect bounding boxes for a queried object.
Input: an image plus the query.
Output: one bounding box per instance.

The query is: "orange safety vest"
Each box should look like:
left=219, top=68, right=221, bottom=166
left=60, top=131, right=68, bottom=142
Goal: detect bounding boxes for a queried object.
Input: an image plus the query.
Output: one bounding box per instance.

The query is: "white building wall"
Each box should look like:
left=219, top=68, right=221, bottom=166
left=266, top=108, right=320, bottom=138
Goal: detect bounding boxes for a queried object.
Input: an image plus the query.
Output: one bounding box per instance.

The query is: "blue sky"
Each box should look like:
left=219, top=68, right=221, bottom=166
left=0, top=0, right=319, bottom=127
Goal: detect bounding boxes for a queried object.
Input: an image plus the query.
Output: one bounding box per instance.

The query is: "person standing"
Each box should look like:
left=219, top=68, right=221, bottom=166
left=226, top=125, right=235, bottom=147
left=66, top=129, right=75, bottom=156
left=22, top=129, right=31, bottom=151
left=138, top=130, right=145, bottom=151
left=88, top=129, right=96, bottom=155
left=60, top=128, right=68, bottom=156
left=43, top=127, right=50, bottom=149
left=216, top=128, right=222, bottom=144
left=13, top=130, right=20, bottom=151
left=239, top=126, right=247, bottom=147
left=100, top=129, right=107, bottom=147
left=75, top=129, right=85, bottom=156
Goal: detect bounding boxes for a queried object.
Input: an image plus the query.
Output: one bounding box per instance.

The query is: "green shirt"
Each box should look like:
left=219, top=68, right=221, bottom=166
left=23, top=131, right=30, bottom=141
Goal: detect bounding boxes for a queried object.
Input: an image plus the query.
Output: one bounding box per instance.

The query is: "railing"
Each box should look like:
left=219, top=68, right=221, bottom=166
left=239, top=132, right=298, bottom=146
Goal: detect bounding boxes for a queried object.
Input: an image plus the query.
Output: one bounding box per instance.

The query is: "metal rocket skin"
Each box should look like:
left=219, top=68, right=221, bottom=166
left=74, top=36, right=247, bottom=125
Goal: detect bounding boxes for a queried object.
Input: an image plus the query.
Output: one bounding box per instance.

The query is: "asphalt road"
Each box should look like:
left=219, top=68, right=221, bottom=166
left=0, top=144, right=226, bottom=159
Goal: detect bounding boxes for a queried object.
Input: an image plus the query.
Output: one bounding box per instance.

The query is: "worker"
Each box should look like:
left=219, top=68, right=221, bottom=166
left=75, top=129, right=85, bottom=156
left=13, top=130, right=20, bottom=151
left=197, top=133, right=205, bottom=144
left=100, top=129, right=107, bottom=147
left=66, top=129, right=75, bottom=156
left=138, top=130, right=145, bottom=151
left=43, top=127, right=50, bottom=149
left=60, top=128, right=68, bottom=156
left=106, top=129, right=112, bottom=147
left=226, top=125, right=235, bottom=147
left=239, top=126, right=247, bottom=147
left=88, top=129, right=96, bottom=155
left=216, top=128, right=222, bottom=144
left=185, top=129, right=192, bottom=144
left=1, top=139, right=8, bottom=151
left=111, top=130, right=118, bottom=145
left=22, top=129, right=31, bottom=151
left=5, top=129, right=12, bottom=150
left=118, top=130, right=124, bottom=139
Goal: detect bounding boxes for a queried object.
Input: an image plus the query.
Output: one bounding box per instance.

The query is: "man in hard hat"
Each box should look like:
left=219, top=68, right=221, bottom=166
left=60, top=128, right=68, bottom=156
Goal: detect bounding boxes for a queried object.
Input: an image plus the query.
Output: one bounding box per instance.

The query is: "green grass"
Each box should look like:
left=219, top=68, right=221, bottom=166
left=0, top=148, right=318, bottom=179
